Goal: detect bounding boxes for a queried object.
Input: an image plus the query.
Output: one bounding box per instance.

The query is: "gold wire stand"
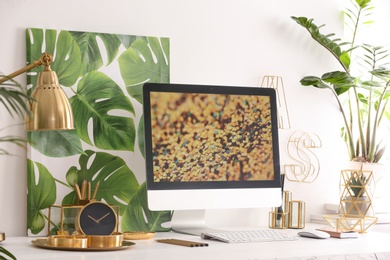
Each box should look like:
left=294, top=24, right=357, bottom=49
left=323, top=214, right=378, bottom=233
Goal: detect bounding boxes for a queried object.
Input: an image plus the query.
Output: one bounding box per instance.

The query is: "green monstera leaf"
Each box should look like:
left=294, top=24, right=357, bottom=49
left=26, top=28, right=81, bottom=88
left=138, top=115, right=144, bottom=158
left=27, top=130, right=83, bottom=158
left=118, top=37, right=170, bottom=103
left=65, top=150, right=140, bottom=214
left=70, top=71, right=136, bottom=151
left=27, top=159, right=56, bottom=234
left=117, top=35, right=147, bottom=49
left=121, top=182, right=171, bottom=232
left=69, top=31, right=121, bottom=74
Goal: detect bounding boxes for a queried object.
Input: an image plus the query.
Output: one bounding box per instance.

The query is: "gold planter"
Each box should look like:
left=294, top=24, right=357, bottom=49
left=334, top=166, right=378, bottom=233
left=339, top=169, right=375, bottom=218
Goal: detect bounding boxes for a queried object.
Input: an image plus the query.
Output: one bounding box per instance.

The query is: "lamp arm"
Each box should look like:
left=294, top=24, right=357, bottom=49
left=0, top=53, right=52, bottom=85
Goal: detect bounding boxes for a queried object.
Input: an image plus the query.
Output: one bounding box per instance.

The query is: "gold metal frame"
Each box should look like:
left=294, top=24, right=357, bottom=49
left=259, top=75, right=291, bottom=129
left=283, top=131, right=322, bottom=183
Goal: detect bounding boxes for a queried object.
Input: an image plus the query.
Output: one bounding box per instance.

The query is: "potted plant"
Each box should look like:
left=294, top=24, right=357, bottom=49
left=291, top=0, right=390, bottom=224
left=291, top=0, right=390, bottom=164
left=342, top=170, right=372, bottom=217
left=0, top=75, right=33, bottom=260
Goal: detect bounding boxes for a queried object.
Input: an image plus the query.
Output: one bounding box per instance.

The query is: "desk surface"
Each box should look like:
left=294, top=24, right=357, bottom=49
left=2, top=226, right=390, bottom=260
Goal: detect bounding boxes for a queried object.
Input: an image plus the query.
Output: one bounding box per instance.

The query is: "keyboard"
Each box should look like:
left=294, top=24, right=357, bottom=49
left=201, top=229, right=298, bottom=243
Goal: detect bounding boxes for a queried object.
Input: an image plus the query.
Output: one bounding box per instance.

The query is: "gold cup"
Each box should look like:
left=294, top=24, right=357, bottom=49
left=47, top=235, right=88, bottom=248
left=87, top=232, right=123, bottom=248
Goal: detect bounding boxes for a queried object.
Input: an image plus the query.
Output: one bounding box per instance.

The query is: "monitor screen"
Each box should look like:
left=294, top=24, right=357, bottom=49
left=143, top=83, right=282, bottom=234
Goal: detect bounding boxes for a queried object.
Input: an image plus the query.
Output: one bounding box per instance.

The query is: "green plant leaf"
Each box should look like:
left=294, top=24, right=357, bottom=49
left=26, top=28, right=81, bottom=88
left=0, top=76, right=33, bottom=119
left=291, top=16, right=350, bottom=70
left=0, top=247, right=17, bottom=260
left=300, top=76, right=329, bottom=89
left=117, top=35, right=147, bottom=49
left=118, top=37, right=170, bottom=103
left=121, top=182, right=171, bottom=232
left=27, top=159, right=56, bottom=234
left=321, top=71, right=354, bottom=95
left=27, top=130, right=83, bottom=157
left=138, top=115, right=145, bottom=158
left=65, top=150, right=140, bottom=214
left=70, top=71, right=136, bottom=151
left=70, top=32, right=121, bottom=74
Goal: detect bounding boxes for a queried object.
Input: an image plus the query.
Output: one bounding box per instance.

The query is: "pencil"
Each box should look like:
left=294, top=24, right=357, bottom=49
left=74, top=183, right=82, bottom=200
left=92, top=181, right=100, bottom=200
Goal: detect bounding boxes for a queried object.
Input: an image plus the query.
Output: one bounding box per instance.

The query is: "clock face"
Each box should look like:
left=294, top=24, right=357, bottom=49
left=78, top=201, right=117, bottom=235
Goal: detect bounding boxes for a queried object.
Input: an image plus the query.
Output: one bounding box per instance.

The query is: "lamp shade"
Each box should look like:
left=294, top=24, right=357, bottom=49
left=26, top=66, right=74, bottom=131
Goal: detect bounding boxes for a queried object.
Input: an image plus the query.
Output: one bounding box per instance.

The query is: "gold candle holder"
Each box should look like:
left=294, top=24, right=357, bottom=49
left=87, top=232, right=123, bottom=248
left=268, top=190, right=292, bottom=229
left=47, top=235, right=88, bottom=248
left=288, top=200, right=305, bottom=229
left=269, top=210, right=289, bottom=229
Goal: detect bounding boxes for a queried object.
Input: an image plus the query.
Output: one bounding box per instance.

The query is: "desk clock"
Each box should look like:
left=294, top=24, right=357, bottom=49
left=77, top=201, right=117, bottom=235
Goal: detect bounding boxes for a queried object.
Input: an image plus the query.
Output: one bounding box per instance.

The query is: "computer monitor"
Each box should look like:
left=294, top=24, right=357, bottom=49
left=143, top=83, right=282, bottom=235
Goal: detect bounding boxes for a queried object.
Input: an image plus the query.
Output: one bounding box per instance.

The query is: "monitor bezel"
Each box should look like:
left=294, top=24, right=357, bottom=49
left=143, top=83, right=281, bottom=191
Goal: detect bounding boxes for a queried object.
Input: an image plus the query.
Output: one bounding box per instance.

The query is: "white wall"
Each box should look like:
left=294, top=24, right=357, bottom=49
left=0, top=0, right=351, bottom=236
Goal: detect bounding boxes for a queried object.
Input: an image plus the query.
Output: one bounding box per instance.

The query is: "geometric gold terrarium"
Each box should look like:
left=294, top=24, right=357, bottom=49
left=339, top=169, right=375, bottom=218
left=324, top=169, right=378, bottom=233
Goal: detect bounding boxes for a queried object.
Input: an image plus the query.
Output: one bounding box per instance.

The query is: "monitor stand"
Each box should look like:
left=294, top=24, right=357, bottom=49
left=170, top=210, right=225, bottom=236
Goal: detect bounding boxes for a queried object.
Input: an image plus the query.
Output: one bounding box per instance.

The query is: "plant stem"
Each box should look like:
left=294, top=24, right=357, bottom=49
left=54, top=178, right=71, bottom=188
left=330, top=86, right=356, bottom=159
left=368, top=81, right=390, bottom=161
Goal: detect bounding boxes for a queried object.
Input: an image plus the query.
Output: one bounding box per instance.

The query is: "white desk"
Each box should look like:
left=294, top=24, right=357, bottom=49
left=2, top=227, right=390, bottom=260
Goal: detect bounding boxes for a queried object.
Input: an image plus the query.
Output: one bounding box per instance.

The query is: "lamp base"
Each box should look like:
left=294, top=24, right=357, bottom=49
left=0, top=232, right=5, bottom=242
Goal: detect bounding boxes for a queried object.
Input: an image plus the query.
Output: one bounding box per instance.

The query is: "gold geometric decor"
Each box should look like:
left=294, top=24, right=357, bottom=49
left=283, top=131, right=322, bottom=183
left=324, top=168, right=378, bottom=233
left=259, top=75, right=291, bottom=129
left=339, top=169, right=375, bottom=218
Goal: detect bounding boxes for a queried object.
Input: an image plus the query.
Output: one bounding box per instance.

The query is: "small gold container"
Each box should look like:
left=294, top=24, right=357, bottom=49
left=87, top=233, right=123, bottom=248
left=269, top=211, right=289, bottom=229
left=288, top=200, right=306, bottom=229
left=47, top=235, right=88, bottom=248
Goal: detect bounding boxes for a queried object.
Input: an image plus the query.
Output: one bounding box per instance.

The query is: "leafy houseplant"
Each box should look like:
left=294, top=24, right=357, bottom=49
left=0, top=76, right=32, bottom=154
left=0, top=76, right=33, bottom=259
left=292, top=0, right=390, bottom=164
left=348, top=173, right=367, bottom=197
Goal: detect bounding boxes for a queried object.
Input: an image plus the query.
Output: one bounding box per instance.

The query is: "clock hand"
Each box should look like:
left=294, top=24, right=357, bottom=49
left=96, top=212, right=111, bottom=223
left=88, top=215, right=99, bottom=223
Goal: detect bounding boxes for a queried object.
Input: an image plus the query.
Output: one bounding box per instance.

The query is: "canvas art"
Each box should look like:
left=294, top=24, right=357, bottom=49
left=25, top=28, right=171, bottom=236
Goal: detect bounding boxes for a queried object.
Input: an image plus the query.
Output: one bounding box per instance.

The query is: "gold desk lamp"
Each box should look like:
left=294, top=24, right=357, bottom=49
left=0, top=52, right=74, bottom=241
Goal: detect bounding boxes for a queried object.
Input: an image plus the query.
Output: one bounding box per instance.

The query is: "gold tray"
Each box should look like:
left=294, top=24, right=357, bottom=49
left=123, top=231, right=155, bottom=240
left=31, top=238, right=135, bottom=251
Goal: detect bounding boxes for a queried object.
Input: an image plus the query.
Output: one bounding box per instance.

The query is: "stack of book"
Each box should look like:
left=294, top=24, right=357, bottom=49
left=316, top=227, right=358, bottom=239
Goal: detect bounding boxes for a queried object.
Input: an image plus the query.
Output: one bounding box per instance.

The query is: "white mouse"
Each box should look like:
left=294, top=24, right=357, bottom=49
left=298, top=230, right=330, bottom=239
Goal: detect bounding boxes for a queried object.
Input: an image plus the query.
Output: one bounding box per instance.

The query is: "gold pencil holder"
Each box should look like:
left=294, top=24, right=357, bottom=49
left=288, top=200, right=305, bottom=229
left=269, top=211, right=289, bottom=229
left=77, top=199, right=96, bottom=206
left=268, top=190, right=291, bottom=229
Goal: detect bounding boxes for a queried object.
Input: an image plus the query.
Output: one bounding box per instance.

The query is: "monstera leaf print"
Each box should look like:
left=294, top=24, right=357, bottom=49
left=26, top=28, right=81, bottom=88
left=121, top=182, right=171, bottom=232
left=27, top=130, right=83, bottom=158
left=118, top=37, right=170, bottom=103
left=27, top=160, right=56, bottom=234
left=26, top=28, right=170, bottom=236
left=70, top=71, right=136, bottom=151
left=63, top=150, right=140, bottom=214
left=69, top=32, right=120, bottom=74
